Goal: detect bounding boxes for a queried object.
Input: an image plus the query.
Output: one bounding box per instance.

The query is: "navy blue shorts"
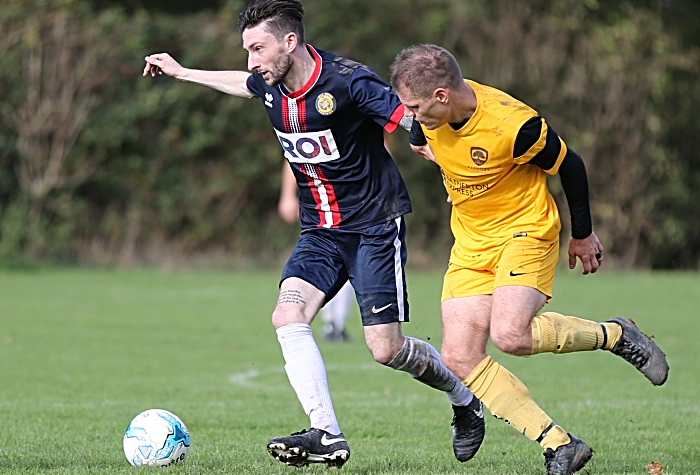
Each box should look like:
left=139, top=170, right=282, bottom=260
left=281, top=217, right=409, bottom=326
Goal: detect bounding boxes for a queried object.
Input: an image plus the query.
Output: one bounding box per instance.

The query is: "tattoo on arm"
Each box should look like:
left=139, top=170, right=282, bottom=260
left=278, top=290, right=306, bottom=305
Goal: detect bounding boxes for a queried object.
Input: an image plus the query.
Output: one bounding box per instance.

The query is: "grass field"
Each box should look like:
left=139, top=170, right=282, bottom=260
left=0, top=268, right=698, bottom=474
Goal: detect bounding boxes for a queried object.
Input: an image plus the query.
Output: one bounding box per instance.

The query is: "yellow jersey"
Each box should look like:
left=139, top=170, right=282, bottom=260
left=421, top=80, right=567, bottom=265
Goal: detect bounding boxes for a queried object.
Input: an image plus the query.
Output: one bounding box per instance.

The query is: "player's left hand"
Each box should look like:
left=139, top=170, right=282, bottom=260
left=568, top=232, right=603, bottom=275
left=410, top=143, right=437, bottom=164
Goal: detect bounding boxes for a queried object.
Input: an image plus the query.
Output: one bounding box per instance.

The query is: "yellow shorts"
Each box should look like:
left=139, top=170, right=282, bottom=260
left=441, top=236, right=559, bottom=301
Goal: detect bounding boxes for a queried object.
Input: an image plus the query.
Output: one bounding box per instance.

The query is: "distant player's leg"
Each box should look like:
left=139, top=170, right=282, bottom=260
left=321, top=281, right=354, bottom=342
left=350, top=217, right=484, bottom=462
left=443, top=293, right=592, bottom=475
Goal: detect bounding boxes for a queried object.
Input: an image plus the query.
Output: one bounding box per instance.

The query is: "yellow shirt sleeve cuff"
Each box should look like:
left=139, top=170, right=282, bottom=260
left=513, top=118, right=547, bottom=165
left=545, top=137, right=568, bottom=175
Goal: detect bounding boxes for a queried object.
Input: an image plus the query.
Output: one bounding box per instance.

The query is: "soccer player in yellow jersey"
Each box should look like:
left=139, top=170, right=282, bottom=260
left=390, top=44, right=669, bottom=475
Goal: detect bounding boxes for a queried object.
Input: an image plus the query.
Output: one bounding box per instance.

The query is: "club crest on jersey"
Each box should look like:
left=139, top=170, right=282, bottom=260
left=471, top=147, right=488, bottom=166
left=264, top=93, right=273, bottom=108
left=275, top=128, right=340, bottom=163
left=315, top=92, right=336, bottom=116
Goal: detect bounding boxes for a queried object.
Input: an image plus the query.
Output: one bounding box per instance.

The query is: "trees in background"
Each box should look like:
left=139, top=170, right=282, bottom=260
left=0, top=0, right=698, bottom=268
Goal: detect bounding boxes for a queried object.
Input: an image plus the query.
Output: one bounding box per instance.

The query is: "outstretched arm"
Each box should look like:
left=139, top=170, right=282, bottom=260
left=143, top=53, right=255, bottom=98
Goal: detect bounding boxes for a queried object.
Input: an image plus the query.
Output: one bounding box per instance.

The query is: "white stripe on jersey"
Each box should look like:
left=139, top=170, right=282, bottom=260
left=392, top=217, right=405, bottom=322
left=302, top=163, right=335, bottom=228
left=287, top=97, right=301, bottom=133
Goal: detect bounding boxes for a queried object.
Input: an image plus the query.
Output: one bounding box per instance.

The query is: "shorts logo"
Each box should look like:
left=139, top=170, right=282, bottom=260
left=371, top=303, right=392, bottom=314
left=315, top=92, right=336, bottom=116
left=471, top=147, right=488, bottom=166
left=275, top=128, right=340, bottom=163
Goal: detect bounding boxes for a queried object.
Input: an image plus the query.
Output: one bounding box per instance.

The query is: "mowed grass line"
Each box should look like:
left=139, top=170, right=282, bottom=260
left=0, top=268, right=697, bottom=474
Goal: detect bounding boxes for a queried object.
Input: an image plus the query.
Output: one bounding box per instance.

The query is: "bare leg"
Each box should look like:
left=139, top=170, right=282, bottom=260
left=490, top=285, right=546, bottom=356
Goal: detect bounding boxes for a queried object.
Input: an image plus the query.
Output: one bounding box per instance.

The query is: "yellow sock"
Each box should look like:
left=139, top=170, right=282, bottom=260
left=464, top=356, right=570, bottom=450
left=531, top=312, right=621, bottom=354
left=601, top=322, right=622, bottom=350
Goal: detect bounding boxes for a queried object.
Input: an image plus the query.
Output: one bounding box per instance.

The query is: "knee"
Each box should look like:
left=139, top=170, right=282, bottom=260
left=440, top=348, right=461, bottom=374
left=441, top=347, right=484, bottom=381
left=490, top=326, right=527, bottom=356
left=271, top=306, right=303, bottom=330
left=372, top=351, right=395, bottom=366
left=367, top=336, right=404, bottom=365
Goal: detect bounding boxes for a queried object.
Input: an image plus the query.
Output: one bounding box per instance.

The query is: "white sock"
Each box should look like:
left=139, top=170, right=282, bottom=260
left=421, top=340, right=473, bottom=407
left=387, top=336, right=474, bottom=407
left=276, top=323, right=341, bottom=434
left=447, top=381, right=474, bottom=407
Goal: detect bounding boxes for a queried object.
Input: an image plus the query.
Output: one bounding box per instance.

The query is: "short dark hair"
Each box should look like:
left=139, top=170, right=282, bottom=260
left=238, top=0, right=305, bottom=44
left=390, top=44, right=463, bottom=98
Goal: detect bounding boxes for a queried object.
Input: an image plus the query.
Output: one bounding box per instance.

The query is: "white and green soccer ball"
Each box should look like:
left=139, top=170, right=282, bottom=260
left=123, top=409, right=190, bottom=467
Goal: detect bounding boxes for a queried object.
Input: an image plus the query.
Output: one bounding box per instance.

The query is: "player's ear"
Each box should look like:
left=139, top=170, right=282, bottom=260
left=285, top=32, right=297, bottom=53
left=434, top=88, right=449, bottom=104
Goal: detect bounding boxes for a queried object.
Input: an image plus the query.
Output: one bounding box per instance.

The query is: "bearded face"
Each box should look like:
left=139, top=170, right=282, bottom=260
left=243, top=24, right=295, bottom=88
left=264, top=49, right=292, bottom=87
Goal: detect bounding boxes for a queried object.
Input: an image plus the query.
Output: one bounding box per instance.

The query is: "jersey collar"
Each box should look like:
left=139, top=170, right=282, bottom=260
left=280, top=45, right=322, bottom=99
left=448, top=79, right=481, bottom=135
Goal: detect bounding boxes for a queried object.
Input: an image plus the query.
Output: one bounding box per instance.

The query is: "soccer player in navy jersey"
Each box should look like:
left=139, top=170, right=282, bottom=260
left=143, top=0, right=484, bottom=468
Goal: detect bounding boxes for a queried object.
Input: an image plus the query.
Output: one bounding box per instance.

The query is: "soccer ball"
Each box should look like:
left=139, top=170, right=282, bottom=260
left=123, top=409, right=190, bottom=467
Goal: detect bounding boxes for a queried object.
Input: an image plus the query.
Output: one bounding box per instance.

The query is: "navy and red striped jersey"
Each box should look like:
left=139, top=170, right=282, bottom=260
left=246, top=45, right=411, bottom=230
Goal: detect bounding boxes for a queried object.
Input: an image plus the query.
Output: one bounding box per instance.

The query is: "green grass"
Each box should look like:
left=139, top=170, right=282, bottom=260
left=0, top=268, right=698, bottom=474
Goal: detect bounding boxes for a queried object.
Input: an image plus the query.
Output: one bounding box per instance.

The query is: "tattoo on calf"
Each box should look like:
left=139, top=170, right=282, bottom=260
left=278, top=289, right=306, bottom=305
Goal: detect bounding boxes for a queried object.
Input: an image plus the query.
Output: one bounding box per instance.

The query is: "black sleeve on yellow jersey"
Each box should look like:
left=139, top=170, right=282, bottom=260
left=558, top=148, right=592, bottom=239
left=514, top=117, right=592, bottom=239
left=409, top=119, right=428, bottom=146
left=514, top=116, right=562, bottom=170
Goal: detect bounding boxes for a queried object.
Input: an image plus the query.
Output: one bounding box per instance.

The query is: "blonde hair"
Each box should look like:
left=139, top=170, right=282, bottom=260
left=390, top=44, right=463, bottom=98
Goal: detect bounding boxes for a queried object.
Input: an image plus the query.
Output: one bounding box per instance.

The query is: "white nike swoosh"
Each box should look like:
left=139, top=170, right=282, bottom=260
left=371, top=303, right=393, bottom=314
left=320, top=433, right=346, bottom=446
left=474, top=403, right=484, bottom=419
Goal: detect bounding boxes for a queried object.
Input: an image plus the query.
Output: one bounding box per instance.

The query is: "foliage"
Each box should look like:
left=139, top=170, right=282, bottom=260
left=0, top=0, right=698, bottom=267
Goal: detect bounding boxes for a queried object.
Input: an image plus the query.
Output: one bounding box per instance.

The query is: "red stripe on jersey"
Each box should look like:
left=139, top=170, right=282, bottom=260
left=297, top=164, right=341, bottom=228
left=281, top=96, right=291, bottom=132
left=313, top=165, right=341, bottom=228
left=286, top=46, right=322, bottom=99
left=384, top=104, right=405, bottom=133
left=299, top=164, right=326, bottom=225
left=297, top=98, right=307, bottom=132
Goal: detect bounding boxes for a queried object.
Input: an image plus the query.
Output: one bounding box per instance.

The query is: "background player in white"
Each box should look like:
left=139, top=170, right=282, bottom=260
left=144, top=0, right=484, bottom=467
left=279, top=165, right=353, bottom=342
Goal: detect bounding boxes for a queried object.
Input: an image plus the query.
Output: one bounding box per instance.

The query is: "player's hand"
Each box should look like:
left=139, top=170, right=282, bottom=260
left=143, top=53, right=183, bottom=79
left=410, top=143, right=437, bottom=164
left=568, top=232, right=603, bottom=275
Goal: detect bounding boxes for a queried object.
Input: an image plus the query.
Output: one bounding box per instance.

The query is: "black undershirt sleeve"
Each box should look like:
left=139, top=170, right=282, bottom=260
left=515, top=116, right=561, bottom=170
left=556, top=148, right=593, bottom=239
left=409, top=119, right=427, bottom=146
left=514, top=117, right=592, bottom=239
